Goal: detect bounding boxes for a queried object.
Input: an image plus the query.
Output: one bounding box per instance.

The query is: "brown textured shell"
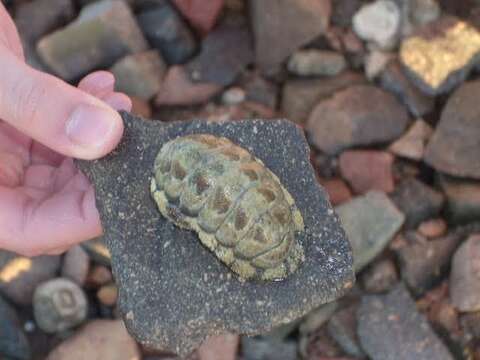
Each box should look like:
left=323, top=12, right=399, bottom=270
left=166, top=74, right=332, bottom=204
left=150, top=134, right=305, bottom=281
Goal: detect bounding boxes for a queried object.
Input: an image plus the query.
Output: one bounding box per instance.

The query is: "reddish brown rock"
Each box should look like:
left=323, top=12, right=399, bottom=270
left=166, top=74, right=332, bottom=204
left=417, top=218, right=447, bottom=238
left=173, top=0, right=224, bottom=35
left=155, top=66, right=222, bottom=106
left=318, top=178, right=353, bottom=206
left=197, top=333, right=239, bottom=360
left=130, top=97, right=152, bottom=119
left=97, top=284, right=118, bottom=307
left=86, top=265, right=113, bottom=288
left=339, top=150, right=395, bottom=194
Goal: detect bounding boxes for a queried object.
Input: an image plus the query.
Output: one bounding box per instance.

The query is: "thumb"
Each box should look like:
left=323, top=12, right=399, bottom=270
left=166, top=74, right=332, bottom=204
left=0, top=46, right=124, bottom=160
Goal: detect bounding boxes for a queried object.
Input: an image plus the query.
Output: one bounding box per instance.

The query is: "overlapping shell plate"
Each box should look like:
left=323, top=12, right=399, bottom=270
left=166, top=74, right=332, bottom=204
left=150, top=134, right=305, bottom=281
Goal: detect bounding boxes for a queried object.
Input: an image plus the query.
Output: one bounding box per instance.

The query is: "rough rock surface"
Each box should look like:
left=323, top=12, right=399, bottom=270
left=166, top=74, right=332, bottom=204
left=424, top=80, right=480, bottom=179
left=250, top=0, right=331, bottom=75
left=76, top=112, right=354, bottom=356
left=357, top=284, right=454, bottom=360
left=306, top=85, right=409, bottom=154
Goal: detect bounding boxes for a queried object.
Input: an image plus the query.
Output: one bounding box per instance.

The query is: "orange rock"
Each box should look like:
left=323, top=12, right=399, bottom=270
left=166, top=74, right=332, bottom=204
left=318, top=177, right=352, bottom=206
left=417, top=218, right=447, bottom=238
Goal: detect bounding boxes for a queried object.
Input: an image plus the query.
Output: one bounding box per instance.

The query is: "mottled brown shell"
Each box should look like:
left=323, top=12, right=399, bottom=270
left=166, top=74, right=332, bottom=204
left=150, top=134, right=305, bottom=281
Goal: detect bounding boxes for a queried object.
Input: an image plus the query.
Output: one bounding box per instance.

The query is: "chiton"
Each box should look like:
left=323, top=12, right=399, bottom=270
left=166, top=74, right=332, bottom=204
left=150, top=134, right=305, bottom=281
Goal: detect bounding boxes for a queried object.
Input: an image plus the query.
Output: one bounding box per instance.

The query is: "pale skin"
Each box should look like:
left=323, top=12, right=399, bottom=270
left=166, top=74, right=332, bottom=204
left=0, top=4, right=131, bottom=256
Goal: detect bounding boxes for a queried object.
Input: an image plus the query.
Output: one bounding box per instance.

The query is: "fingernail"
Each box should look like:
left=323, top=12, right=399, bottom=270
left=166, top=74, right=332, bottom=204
left=66, top=104, right=115, bottom=148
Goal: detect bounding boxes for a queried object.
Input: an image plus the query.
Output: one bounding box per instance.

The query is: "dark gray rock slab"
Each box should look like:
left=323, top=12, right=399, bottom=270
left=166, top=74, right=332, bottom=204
left=76, top=112, right=354, bottom=356
left=438, top=175, right=480, bottom=224
left=424, top=80, right=480, bottom=179
left=357, top=284, right=453, bottom=360
left=0, top=296, right=30, bottom=360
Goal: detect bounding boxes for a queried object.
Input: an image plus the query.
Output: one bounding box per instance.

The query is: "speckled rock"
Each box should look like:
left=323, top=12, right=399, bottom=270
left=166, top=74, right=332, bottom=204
left=306, top=85, right=409, bottom=155
left=357, top=284, right=453, bottom=360
left=336, top=192, right=404, bottom=272
left=424, top=80, right=480, bottom=179
left=400, top=17, right=480, bottom=95
left=76, top=112, right=354, bottom=356
left=0, top=295, right=30, bottom=360
left=0, top=252, right=61, bottom=306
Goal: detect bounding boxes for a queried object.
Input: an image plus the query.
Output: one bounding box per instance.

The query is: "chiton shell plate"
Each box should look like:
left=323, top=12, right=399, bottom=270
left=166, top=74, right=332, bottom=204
left=150, top=134, right=305, bottom=281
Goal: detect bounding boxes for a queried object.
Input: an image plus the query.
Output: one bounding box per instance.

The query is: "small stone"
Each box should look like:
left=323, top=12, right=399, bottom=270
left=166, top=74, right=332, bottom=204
left=299, top=302, right=339, bottom=336
left=417, top=218, right=447, bottom=238
left=390, top=178, right=444, bottom=228
left=424, top=80, right=480, bottom=179
left=155, top=65, right=222, bottom=106
left=361, top=259, right=398, bottom=293
left=317, top=178, right=353, bottom=206
left=438, top=175, right=480, bottom=224
left=397, top=231, right=463, bottom=295
left=380, top=60, right=434, bottom=117
left=61, top=245, right=90, bottom=286
left=242, top=72, right=278, bottom=109
left=0, top=252, right=61, bottom=305
left=111, top=51, right=166, bottom=101
left=0, top=295, right=31, bottom=360
left=97, top=284, right=118, bottom=307
left=400, top=17, right=480, bottom=95
left=197, top=333, right=239, bottom=360
left=327, top=305, right=365, bottom=358
left=186, top=22, right=253, bottom=87
left=364, top=50, right=394, bottom=80
left=460, top=312, right=480, bottom=338
left=411, top=0, right=441, bottom=26
left=172, top=0, right=224, bottom=35
left=33, top=278, right=87, bottom=333
left=339, top=150, right=395, bottom=194
left=389, top=119, right=433, bottom=161
left=137, top=3, right=197, bottom=64
left=131, top=97, right=152, bottom=118
left=241, top=336, right=297, bottom=360
left=352, top=0, right=401, bottom=50
left=287, top=50, right=347, bottom=77
left=300, top=327, right=344, bottom=359
left=221, top=87, right=246, bottom=105
left=37, top=0, right=148, bottom=81
left=82, top=237, right=111, bottom=265
left=14, top=0, right=74, bottom=42
left=331, top=0, right=362, bottom=27
left=357, top=284, right=454, bottom=360
left=250, top=0, right=332, bottom=75
left=307, top=85, right=409, bottom=155
left=282, top=71, right=366, bottom=125
left=46, top=320, right=141, bottom=360
left=450, top=234, right=480, bottom=312
left=336, top=191, right=405, bottom=272
left=86, top=265, right=113, bottom=288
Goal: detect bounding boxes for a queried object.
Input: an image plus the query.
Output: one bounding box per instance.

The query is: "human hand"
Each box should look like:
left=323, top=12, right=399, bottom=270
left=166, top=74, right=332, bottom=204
left=0, top=3, right=131, bottom=256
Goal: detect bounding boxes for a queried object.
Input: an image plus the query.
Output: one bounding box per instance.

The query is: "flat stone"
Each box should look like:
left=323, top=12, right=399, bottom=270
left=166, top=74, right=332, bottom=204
left=46, top=320, right=141, bottom=360
left=76, top=112, right=354, bottom=356
left=450, top=234, right=480, bottom=312
left=250, top=0, right=332, bottom=75
left=14, top=0, right=74, bottom=42
left=424, top=80, right=480, bottom=179
left=82, top=237, right=111, bottom=266
left=327, top=304, right=365, bottom=358
left=186, top=22, right=253, bottom=87
left=37, top=0, right=148, bottom=81
left=242, top=336, right=297, bottom=360
left=438, top=175, right=480, bottom=224
left=339, top=150, right=395, bottom=194
left=97, top=283, right=118, bottom=307
left=111, top=50, right=166, bottom=100
left=361, top=258, right=398, bottom=293
left=400, top=17, right=480, bottom=95
left=357, top=284, right=454, bottom=360
left=61, top=245, right=90, bottom=286
left=336, top=191, right=405, bottom=272
left=287, top=50, right=347, bottom=77
left=155, top=65, right=222, bottom=106
left=0, top=295, right=30, bottom=360
left=137, top=3, right=197, bottom=64
left=380, top=60, right=435, bottom=117
left=389, top=119, right=433, bottom=161
left=390, top=178, right=444, bottom=228
left=307, top=85, right=409, bottom=155
left=197, top=333, right=239, bottom=360
left=282, top=72, right=366, bottom=125
left=317, top=178, right=353, bottom=206
left=0, top=252, right=61, bottom=306
left=352, top=0, right=401, bottom=50
left=172, top=0, right=224, bottom=35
